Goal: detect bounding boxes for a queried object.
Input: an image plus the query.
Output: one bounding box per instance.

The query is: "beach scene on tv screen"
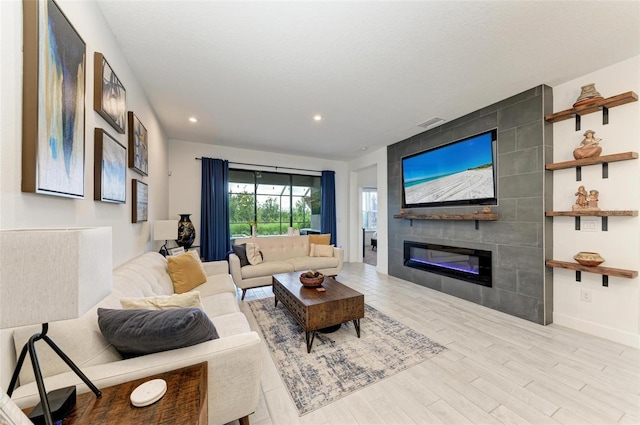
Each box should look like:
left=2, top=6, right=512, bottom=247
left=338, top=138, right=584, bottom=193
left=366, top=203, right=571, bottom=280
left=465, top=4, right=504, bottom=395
left=403, top=132, right=495, bottom=205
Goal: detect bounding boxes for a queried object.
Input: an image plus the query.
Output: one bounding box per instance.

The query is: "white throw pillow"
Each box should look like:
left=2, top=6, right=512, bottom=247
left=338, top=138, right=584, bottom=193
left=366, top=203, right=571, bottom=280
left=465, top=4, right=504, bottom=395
left=313, top=244, right=334, bottom=257
left=246, top=242, right=264, bottom=265
left=120, top=291, right=204, bottom=310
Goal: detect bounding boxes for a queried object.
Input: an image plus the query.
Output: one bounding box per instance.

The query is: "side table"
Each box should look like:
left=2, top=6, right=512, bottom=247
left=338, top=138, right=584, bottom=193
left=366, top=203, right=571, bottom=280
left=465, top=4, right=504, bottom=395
left=24, top=362, right=208, bottom=424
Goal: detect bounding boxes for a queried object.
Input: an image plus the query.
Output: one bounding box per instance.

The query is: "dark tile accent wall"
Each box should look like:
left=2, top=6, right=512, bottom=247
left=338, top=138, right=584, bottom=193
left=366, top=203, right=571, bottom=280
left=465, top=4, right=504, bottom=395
left=387, top=86, right=553, bottom=325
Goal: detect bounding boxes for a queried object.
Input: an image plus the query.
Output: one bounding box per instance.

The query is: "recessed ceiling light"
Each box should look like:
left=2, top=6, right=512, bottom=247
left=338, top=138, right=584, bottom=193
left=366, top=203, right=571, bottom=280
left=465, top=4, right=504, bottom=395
left=313, top=114, right=322, bottom=121
left=361, top=147, right=368, bottom=151
left=189, top=117, right=198, bottom=123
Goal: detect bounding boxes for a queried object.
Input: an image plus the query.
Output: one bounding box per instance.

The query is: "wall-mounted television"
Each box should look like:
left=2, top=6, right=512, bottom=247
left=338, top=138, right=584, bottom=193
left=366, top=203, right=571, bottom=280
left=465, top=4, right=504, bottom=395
left=401, top=129, right=497, bottom=209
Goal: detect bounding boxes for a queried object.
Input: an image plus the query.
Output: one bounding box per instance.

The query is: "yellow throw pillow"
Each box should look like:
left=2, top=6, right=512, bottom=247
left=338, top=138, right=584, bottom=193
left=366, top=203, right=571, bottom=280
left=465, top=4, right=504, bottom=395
left=120, top=292, right=204, bottom=310
left=313, top=244, right=335, bottom=258
left=167, top=252, right=207, bottom=293
left=308, top=234, right=331, bottom=255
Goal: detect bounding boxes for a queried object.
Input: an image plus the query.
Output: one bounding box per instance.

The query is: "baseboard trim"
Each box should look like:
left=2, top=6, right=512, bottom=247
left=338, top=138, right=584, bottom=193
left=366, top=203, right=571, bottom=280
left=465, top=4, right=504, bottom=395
left=553, top=313, right=640, bottom=348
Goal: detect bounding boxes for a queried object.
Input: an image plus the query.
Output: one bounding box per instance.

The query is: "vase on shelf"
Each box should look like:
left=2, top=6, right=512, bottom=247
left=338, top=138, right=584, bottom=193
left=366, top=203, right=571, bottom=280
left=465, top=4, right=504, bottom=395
left=177, top=214, right=195, bottom=248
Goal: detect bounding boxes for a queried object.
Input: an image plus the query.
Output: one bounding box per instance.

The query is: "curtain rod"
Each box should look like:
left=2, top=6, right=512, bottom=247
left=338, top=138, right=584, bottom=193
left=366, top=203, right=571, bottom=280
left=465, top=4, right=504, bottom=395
left=194, top=158, right=322, bottom=174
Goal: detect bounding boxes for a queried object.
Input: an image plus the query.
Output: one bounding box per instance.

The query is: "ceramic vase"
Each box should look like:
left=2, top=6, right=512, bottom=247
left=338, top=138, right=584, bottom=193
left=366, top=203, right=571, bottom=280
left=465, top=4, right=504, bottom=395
left=177, top=214, right=195, bottom=248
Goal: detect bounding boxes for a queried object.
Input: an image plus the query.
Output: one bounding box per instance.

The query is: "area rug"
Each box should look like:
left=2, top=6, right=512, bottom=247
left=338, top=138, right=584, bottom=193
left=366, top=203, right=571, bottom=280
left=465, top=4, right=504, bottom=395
left=247, top=297, right=446, bottom=415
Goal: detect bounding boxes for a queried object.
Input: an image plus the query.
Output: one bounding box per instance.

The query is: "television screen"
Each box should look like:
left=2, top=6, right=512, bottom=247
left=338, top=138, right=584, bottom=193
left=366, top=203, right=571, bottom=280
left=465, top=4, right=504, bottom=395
left=401, top=129, right=497, bottom=208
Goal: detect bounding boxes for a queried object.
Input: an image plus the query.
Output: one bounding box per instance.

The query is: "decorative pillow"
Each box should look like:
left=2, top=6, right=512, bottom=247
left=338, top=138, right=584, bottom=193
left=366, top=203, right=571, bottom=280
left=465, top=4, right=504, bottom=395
left=308, top=234, right=331, bottom=254
left=97, top=307, right=219, bottom=358
left=120, top=291, right=203, bottom=310
left=313, top=244, right=335, bottom=257
left=167, top=251, right=207, bottom=293
left=232, top=244, right=250, bottom=267
left=245, top=243, right=263, bottom=265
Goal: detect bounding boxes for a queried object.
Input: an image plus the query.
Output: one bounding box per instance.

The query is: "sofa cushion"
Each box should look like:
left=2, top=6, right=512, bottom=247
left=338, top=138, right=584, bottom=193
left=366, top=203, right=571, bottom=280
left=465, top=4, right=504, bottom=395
left=195, top=274, right=237, bottom=297
left=245, top=243, right=263, bottom=265
left=308, top=234, right=331, bottom=254
left=120, top=292, right=203, bottom=310
left=200, top=292, right=241, bottom=317
left=167, top=251, right=207, bottom=293
left=232, top=244, right=250, bottom=267
left=287, top=256, right=339, bottom=272
left=210, top=312, right=252, bottom=338
left=240, top=261, right=294, bottom=279
left=312, top=244, right=335, bottom=257
left=97, top=307, right=218, bottom=358
left=13, top=316, right=121, bottom=385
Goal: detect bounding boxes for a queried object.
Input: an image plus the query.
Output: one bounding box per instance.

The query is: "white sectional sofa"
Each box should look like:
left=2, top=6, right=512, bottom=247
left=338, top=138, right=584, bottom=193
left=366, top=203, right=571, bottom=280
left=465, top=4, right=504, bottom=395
left=229, top=235, right=344, bottom=299
left=8, top=252, right=261, bottom=425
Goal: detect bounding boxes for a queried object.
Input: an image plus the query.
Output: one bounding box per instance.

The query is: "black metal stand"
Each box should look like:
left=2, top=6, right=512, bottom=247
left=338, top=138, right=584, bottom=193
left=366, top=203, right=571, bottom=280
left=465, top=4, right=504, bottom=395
left=7, top=324, right=101, bottom=425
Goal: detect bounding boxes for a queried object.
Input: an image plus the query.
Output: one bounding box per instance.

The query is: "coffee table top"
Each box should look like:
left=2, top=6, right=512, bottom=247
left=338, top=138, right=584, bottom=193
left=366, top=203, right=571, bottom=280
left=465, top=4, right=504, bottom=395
left=273, top=272, right=363, bottom=306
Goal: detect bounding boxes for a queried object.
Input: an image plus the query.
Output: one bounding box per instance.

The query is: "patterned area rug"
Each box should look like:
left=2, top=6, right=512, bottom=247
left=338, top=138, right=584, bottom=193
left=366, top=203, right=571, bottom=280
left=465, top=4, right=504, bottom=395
left=248, top=297, right=446, bottom=415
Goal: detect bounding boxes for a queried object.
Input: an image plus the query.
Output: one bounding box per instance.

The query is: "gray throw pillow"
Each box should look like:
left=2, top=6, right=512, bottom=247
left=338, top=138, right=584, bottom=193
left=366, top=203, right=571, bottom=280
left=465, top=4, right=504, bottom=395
left=232, top=243, right=250, bottom=267
left=97, top=307, right=218, bottom=358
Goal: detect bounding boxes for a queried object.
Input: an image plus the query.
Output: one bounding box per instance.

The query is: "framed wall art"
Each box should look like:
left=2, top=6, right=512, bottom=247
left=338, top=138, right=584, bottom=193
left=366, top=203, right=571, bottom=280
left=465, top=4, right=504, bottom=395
left=94, top=128, right=126, bottom=203
left=127, top=111, right=148, bottom=175
left=22, top=0, right=86, bottom=198
left=132, top=179, right=148, bottom=223
left=94, top=52, right=126, bottom=134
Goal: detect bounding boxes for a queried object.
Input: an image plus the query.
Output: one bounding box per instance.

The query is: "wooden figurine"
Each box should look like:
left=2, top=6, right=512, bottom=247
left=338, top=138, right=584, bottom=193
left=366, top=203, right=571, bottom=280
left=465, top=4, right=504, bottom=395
left=573, top=185, right=600, bottom=211
left=573, top=129, right=602, bottom=159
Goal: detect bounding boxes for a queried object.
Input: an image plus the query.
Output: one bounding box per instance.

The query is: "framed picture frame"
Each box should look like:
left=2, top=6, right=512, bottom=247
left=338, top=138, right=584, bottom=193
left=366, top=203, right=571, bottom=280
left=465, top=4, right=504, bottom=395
left=94, top=52, right=126, bottom=134
left=22, top=0, right=86, bottom=198
left=94, top=128, right=126, bottom=203
left=127, top=111, right=148, bottom=175
left=168, top=246, right=185, bottom=256
left=132, top=179, right=148, bottom=223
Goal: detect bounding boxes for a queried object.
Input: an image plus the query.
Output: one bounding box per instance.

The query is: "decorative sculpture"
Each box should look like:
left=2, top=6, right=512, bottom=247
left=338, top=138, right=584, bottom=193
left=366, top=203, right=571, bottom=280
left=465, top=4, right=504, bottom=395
left=573, top=185, right=600, bottom=211
left=573, top=129, right=602, bottom=159
left=573, top=83, right=603, bottom=107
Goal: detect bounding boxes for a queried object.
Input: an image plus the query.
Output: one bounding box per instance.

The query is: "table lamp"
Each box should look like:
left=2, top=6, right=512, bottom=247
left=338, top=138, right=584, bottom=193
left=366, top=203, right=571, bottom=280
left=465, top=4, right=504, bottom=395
left=0, top=227, right=113, bottom=425
left=154, top=220, right=178, bottom=256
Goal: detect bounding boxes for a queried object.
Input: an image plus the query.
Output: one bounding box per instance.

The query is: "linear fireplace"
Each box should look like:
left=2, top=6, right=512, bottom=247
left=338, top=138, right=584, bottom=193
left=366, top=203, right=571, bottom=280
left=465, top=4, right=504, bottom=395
left=404, top=241, right=492, bottom=287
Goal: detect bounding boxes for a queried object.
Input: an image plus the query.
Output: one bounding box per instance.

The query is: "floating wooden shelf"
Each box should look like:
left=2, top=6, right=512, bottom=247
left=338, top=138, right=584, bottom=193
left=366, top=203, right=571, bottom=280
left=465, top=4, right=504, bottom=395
left=394, top=213, right=498, bottom=221
left=545, top=91, right=638, bottom=123
left=394, top=213, right=498, bottom=230
left=545, top=210, right=638, bottom=217
left=546, top=260, right=637, bottom=286
left=545, top=152, right=638, bottom=171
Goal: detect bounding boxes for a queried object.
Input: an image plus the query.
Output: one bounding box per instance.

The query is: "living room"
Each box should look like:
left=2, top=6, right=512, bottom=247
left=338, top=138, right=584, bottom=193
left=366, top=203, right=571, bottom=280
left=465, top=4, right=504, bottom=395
left=1, top=1, right=639, bottom=424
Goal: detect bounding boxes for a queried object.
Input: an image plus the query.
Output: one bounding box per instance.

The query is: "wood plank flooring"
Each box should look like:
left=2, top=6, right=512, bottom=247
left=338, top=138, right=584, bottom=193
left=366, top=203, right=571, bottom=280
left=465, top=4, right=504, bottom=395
left=235, top=263, right=639, bottom=425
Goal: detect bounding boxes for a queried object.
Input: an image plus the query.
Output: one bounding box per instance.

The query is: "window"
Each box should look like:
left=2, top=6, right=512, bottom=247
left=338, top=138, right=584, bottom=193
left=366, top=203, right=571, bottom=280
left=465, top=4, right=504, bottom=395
left=362, top=188, right=377, bottom=230
left=228, top=170, right=321, bottom=237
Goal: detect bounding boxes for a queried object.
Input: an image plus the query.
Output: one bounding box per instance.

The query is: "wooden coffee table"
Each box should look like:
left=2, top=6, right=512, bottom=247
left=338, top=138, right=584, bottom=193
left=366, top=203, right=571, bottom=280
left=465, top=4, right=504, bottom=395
left=272, top=272, right=365, bottom=353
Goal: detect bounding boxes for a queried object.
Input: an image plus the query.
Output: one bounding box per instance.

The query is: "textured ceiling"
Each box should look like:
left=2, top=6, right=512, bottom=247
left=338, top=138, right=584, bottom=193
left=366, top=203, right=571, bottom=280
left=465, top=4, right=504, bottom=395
left=97, top=1, right=640, bottom=160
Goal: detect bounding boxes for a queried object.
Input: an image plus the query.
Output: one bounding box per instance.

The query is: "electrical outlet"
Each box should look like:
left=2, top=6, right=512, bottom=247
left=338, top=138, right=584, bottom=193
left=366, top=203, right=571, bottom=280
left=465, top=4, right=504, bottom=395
left=581, top=218, right=600, bottom=232
left=580, top=289, right=592, bottom=303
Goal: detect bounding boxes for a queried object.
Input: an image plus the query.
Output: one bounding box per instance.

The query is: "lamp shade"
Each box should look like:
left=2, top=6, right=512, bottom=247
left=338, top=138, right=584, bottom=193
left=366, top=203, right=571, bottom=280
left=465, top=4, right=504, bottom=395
left=0, top=227, right=112, bottom=329
left=154, top=220, right=178, bottom=241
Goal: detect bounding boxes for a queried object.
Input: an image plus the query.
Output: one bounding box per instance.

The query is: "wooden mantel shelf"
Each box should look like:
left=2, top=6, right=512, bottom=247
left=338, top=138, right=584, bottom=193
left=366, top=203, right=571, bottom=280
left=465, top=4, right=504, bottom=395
left=546, top=260, right=637, bottom=279
left=545, top=91, right=638, bottom=123
left=545, top=210, right=638, bottom=217
left=545, top=152, right=638, bottom=171
left=393, top=213, right=498, bottom=221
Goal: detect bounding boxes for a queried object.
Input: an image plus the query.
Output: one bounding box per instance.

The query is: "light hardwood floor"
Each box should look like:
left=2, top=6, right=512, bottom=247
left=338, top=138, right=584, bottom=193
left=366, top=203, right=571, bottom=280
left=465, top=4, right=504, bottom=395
left=236, top=262, right=639, bottom=425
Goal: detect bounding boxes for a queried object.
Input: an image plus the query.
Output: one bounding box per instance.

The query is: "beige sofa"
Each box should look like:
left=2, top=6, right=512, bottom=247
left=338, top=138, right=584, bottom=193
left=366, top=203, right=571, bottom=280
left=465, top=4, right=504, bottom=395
left=230, top=235, right=343, bottom=299
left=9, top=252, right=261, bottom=425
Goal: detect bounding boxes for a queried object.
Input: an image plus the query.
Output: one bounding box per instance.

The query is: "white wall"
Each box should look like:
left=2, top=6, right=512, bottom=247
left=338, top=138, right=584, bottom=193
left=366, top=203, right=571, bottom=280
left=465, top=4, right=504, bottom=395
left=167, top=139, right=350, bottom=258
left=0, top=0, right=170, bottom=386
left=551, top=56, right=640, bottom=347
left=348, top=147, right=388, bottom=274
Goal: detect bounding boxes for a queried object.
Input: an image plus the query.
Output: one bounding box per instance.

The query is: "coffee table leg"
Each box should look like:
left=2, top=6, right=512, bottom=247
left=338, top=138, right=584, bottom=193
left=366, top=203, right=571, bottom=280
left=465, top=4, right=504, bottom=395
left=274, top=297, right=278, bottom=307
left=305, top=331, right=316, bottom=353
left=353, top=319, right=361, bottom=338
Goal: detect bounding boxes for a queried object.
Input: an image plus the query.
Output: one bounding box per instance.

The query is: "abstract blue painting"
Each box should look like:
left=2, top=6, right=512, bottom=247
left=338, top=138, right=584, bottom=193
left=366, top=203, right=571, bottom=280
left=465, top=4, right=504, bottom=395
left=22, top=0, right=86, bottom=198
left=94, top=128, right=126, bottom=203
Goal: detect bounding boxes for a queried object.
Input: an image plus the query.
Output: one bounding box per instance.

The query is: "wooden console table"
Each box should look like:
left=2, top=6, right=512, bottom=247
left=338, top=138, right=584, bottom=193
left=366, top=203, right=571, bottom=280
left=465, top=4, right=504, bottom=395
left=24, top=362, right=208, bottom=424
